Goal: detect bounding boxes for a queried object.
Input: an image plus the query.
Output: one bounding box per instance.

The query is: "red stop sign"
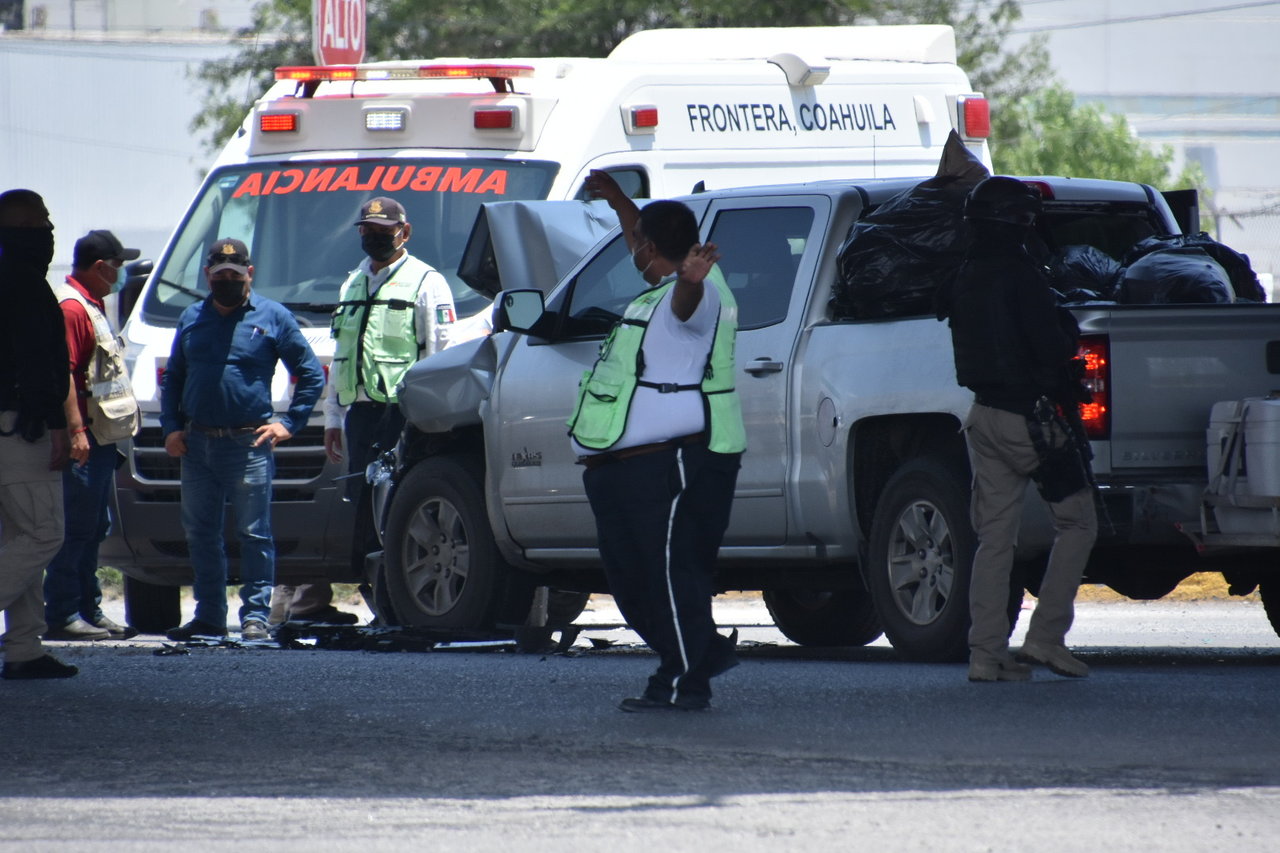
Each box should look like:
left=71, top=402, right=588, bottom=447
left=312, top=0, right=366, bottom=65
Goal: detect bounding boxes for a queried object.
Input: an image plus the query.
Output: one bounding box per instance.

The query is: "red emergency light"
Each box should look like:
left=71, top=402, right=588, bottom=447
left=474, top=108, right=516, bottom=130
left=1077, top=335, right=1110, bottom=439
left=418, top=64, right=534, bottom=80
left=958, top=96, right=990, bottom=139
left=259, top=112, right=299, bottom=133
left=277, top=66, right=359, bottom=82
left=275, top=64, right=534, bottom=82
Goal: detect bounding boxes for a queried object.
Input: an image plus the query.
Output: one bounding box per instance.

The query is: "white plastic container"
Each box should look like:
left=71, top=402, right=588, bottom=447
left=1244, top=397, right=1280, bottom=496
left=1206, top=399, right=1247, bottom=489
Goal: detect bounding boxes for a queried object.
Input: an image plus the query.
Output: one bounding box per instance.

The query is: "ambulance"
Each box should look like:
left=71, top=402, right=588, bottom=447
left=109, top=24, right=993, bottom=629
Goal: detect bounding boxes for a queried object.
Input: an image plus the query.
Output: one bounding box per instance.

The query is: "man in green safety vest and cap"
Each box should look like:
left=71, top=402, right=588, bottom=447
left=571, top=170, right=746, bottom=713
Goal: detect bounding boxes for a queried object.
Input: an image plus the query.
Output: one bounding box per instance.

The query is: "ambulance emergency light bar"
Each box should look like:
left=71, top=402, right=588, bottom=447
left=275, top=64, right=536, bottom=83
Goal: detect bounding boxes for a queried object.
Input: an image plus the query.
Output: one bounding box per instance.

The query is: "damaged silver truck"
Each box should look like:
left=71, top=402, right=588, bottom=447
left=369, top=175, right=1280, bottom=661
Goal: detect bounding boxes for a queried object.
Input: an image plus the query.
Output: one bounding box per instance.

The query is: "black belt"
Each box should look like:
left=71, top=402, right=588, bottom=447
left=577, top=432, right=706, bottom=470
left=189, top=421, right=266, bottom=438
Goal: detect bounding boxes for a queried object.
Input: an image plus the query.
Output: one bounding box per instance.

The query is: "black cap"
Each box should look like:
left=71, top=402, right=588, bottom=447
left=73, top=229, right=140, bottom=268
left=355, top=197, right=407, bottom=227
left=206, top=237, right=252, bottom=275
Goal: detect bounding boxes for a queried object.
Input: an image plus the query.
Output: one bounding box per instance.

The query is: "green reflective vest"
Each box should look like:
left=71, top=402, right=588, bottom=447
left=568, top=271, right=746, bottom=454
left=330, top=255, right=432, bottom=405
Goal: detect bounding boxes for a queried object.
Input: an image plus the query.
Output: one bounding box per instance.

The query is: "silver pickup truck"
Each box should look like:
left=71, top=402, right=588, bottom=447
left=373, top=177, right=1280, bottom=660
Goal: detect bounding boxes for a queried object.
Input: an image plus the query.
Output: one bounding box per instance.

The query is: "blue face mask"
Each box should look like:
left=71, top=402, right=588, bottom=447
left=101, top=260, right=124, bottom=293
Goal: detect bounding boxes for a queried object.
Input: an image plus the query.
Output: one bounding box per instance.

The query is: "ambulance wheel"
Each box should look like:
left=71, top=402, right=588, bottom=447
left=1261, top=581, right=1280, bottom=639
left=763, top=586, right=883, bottom=647
left=384, top=455, right=532, bottom=632
left=123, top=577, right=182, bottom=635
left=865, top=458, right=974, bottom=662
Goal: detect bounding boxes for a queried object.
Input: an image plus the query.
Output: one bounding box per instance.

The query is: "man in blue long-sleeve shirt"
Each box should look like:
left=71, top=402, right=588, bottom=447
left=160, top=238, right=324, bottom=642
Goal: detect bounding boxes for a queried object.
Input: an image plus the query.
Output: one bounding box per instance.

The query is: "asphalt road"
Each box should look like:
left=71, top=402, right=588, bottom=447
left=1, top=596, right=1277, bottom=852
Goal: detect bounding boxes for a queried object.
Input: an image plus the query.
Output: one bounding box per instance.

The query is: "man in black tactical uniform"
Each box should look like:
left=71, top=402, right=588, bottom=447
left=937, top=176, right=1097, bottom=682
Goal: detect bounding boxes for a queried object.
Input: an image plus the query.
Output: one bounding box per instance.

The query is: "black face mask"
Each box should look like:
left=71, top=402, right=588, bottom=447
left=210, top=278, right=247, bottom=308
left=361, top=230, right=399, bottom=263
left=0, top=226, right=55, bottom=276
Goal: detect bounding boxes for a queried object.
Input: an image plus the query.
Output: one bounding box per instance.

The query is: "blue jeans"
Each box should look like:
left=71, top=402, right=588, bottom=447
left=180, top=430, right=275, bottom=628
left=43, top=437, right=117, bottom=628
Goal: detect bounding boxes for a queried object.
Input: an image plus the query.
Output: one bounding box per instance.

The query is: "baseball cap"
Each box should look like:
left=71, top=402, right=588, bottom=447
left=206, top=237, right=252, bottom=275
left=355, top=197, right=407, bottom=227
left=73, top=229, right=140, bottom=268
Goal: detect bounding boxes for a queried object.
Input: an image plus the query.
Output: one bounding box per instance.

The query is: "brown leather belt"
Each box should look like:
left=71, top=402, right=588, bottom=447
left=189, top=422, right=266, bottom=438
left=577, top=432, right=706, bottom=470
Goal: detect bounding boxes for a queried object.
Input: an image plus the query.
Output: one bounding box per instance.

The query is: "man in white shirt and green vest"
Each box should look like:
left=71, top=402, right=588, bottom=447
left=291, top=197, right=456, bottom=623
left=571, top=171, right=745, bottom=712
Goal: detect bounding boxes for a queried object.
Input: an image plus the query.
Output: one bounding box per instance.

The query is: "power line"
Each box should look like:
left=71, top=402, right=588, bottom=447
left=1014, top=1, right=1280, bottom=33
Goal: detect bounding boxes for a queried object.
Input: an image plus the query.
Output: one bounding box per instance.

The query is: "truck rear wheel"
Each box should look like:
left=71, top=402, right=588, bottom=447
left=1261, top=581, right=1280, bottom=638
left=123, top=576, right=181, bottom=634
left=763, top=585, right=883, bottom=647
left=384, top=455, right=533, bottom=632
left=865, top=458, right=974, bottom=662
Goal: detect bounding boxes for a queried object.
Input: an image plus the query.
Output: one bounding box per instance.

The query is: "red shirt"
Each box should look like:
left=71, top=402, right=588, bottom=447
left=60, top=276, right=104, bottom=424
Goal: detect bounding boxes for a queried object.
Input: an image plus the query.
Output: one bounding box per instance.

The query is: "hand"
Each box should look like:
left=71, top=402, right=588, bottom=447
left=164, top=430, right=187, bottom=458
left=253, top=422, right=292, bottom=449
left=324, top=427, right=344, bottom=464
left=49, top=428, right=70, bottom=471
left=583, top=169, right=626, bottom=205
left=69, top=429, right=90, bottom=466
left=678, top=242, right=720, bottom=286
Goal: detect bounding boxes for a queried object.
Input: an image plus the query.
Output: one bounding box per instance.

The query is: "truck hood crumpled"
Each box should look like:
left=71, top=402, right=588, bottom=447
left=396, top=334, right=511, bottom=433
left=459, top=199, right=619, bottom=299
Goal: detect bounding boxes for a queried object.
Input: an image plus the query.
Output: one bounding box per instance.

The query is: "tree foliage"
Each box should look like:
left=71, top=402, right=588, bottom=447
left=993, top=82, right=1205, bottom=195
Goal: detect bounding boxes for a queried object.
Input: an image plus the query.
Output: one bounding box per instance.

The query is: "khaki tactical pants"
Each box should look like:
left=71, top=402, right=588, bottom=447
left=0, top=413, right=65, bottom=663
left=963, top=403, right=1097, bottom=666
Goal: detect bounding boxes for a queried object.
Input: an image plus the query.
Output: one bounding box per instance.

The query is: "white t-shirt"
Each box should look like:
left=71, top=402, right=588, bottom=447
left=573, top=282, right=721, bottom=454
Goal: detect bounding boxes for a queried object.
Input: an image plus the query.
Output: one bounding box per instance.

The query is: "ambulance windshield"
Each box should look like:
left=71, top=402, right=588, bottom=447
left=141, top=158, right=558, bottom=326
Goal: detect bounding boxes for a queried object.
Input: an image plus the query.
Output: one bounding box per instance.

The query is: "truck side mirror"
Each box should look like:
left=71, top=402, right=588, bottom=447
left=119, top=258, right=153, bottom=326
left=493, top=289, right=549, bottom=335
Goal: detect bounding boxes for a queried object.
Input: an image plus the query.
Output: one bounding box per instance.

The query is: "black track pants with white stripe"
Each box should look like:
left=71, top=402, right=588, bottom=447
left=583, top=442, right=741, bottom=705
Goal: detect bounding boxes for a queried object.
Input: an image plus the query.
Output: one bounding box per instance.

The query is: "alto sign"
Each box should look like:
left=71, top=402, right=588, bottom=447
left=312, top=0, right=366, bottom=65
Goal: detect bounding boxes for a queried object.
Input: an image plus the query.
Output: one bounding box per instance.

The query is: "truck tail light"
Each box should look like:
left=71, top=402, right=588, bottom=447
left=155, top=366, right=166, bottom=387
left=259, top=113, right=299, bottom=133
left=474, top=108, right=515, bottom=130
left=291, top=364, right=330, bottom=384
left=958, top=96, right=990, bottom=139
left=1077, top=335, right=1110, bottom=439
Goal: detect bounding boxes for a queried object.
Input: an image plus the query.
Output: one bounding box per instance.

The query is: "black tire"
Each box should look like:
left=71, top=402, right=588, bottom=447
left=763, top=584, right=883, bottom=647
left=123, top=576, right=181, bottom=634
left=383, top=455, right=533, bottom=631
left=1261, top=581, right=1280, bottom=639
left=546, top=590, right=591, bottom=628
left=865, top=458, right=975, bottom=662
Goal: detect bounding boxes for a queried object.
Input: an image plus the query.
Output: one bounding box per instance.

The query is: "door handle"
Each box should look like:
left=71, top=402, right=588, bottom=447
left=744, top=358, right=784, bottom=376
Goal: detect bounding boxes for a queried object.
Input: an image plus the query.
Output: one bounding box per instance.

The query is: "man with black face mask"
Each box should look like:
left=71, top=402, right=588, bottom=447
left=284, top=197, right=455, bottom=625
left=936, top=177, right=1097, bottom=683
left=160, top=238, right=324, bottom=642
left=0, top=188, right=78, bottom=679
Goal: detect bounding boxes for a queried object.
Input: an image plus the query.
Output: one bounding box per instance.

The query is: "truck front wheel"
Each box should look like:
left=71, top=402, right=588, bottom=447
left=384, top=455, right=532, bottom=632
left=866, top=458, right=974, bottom=662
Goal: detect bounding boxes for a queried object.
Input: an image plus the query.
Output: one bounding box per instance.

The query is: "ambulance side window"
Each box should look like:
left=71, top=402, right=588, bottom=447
left=706, top=206, right=813, bottom=330
left=573, top=168, right=650, bottom=201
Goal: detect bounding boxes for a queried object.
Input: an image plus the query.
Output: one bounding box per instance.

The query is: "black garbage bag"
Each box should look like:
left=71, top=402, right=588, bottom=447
left=1116, top=246, right=1233, bottom=305
left=1123, top=232, right=1264, bottom=302
left=1049, top=244, right=1122, bottom=301
left=830, top=130, right=989, bottom=319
